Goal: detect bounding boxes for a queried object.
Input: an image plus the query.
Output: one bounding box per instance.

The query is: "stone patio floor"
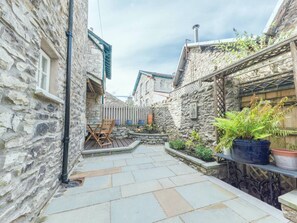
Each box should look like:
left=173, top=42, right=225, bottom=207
left=40, top=144, right=289, bottom=223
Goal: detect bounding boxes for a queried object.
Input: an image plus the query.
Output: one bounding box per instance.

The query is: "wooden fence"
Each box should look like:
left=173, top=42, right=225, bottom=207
left=101, top=105, right=151, bottom=125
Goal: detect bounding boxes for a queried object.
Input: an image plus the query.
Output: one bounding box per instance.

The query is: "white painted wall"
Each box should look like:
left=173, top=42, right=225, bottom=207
left=133, top=75, right=172, bottom=106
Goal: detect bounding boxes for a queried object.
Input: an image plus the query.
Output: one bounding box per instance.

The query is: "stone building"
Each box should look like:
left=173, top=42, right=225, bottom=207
left=153, top=35, right=235, bottom=144
left=0, top=1, right=90, bottom=222
left=132, top=70, right=174, bottom=106
left=85, top=30, right=112, bottom=124
left=104, top=92, right=126, bottom=106
left=263, top=0, right=297, bottom=37
left=154, top=0, right=297, bottom=145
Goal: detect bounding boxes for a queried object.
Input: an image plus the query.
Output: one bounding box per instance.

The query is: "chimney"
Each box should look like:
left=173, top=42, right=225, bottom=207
left=192, top=24, right=200, bottom=42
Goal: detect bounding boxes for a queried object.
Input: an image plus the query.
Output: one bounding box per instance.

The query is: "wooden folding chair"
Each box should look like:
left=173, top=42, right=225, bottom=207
left=98, top=119, right=115, bottom=146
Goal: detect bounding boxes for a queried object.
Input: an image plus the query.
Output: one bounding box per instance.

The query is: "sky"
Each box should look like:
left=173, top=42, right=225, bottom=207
left=88, top=0, right=278, bottom=97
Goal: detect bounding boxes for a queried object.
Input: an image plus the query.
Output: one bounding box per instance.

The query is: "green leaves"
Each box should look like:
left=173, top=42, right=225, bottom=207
left=213, top=96, right=296, bottom=151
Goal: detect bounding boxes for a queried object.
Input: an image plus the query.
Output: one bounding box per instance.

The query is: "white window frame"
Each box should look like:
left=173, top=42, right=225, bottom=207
left=37, top=50, right=51, bottom=91
left=140, top=83, right=143, bottom=98
left=160, top=79, right=165, bottom=89
left=145, top=81, right=149, bottom=93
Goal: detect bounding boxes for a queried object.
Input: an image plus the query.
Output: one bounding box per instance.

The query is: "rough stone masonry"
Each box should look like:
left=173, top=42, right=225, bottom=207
left=0, top=1, right=88, bottom=222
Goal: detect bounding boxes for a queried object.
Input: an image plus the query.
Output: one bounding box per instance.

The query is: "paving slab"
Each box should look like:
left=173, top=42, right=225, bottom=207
left=121, top=180, right=163, bottom=197
left=224, top=198, right=269, bottom=222
left=75, top=161, right=114, bottom=171
left=45, top=187, right=121, bottom=215
left=44, top=202, right=110, bottom=223
left=154, top=188, right=193, bottom=217
left=111, top=193, right=166, bottom=223
left=41, top=144, right=288, bottom=223
left=180, top=203, right=247, bottom=223
left=153, top=160, right=180, bottom=167
left=126, top=157, right=153, bottom=165
left=152, top=155, right=176, bottom=162
left=155, top=216, right=184, bottom=223
left=113, top=160, right=127, bottom=167
left=169, top=173, right=205, bottom=186
left=158, top=178, right=175, bottom=189
left=175, top=181, right=236, bottom=209
left=112, top=172, right=135, bottom=186
left=64, top=175, right=112, bottom=195
left=132, top=166, right=175, bottom=182
left=252, top=215, right=285, bottom=223
left=167, top=164, right=197, bottom=175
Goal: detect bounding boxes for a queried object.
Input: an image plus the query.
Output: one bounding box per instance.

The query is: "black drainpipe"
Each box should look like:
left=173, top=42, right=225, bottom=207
left=61, top=0, right=74, bottom=184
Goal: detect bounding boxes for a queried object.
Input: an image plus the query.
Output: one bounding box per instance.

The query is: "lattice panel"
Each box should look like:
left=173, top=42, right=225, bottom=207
left=214, top=75, right=226, bottom=140
left=240, top=73, right=294, bottom=96
left=247, top=166, right=296, bottom=192
left=214, top=75, right=226, bottom=118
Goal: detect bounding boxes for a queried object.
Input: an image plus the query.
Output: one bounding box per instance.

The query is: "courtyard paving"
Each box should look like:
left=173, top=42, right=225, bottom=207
left=40, top=144, right=289, bottom=223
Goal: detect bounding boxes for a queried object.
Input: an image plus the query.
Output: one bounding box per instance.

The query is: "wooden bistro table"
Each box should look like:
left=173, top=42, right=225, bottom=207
left=216, top=153, right=297, bottom=209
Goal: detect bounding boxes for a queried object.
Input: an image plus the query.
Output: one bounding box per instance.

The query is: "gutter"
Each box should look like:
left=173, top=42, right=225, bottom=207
left=101, top=49, right=105, bottom=104
left=61, top=0, right=74, bottom=184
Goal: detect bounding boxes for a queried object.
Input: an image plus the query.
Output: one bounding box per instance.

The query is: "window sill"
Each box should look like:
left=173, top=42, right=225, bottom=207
left=35, top=87, right=64, bottom=104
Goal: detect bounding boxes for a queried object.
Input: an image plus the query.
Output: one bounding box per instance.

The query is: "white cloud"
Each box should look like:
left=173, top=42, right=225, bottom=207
left=88, top=0, right=278, bottom=96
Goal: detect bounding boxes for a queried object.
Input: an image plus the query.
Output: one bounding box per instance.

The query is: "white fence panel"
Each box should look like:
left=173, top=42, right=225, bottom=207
left=101, top=105, right=151, bottom=125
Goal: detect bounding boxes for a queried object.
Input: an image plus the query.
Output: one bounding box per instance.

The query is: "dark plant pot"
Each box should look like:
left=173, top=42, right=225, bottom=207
left=231, top=139, right=271, bottom=165
left=126, top=120, right=133, bottom=126
left=138, top=120, right=145, bottom=125
left=115, top=119, right=120, bottom=126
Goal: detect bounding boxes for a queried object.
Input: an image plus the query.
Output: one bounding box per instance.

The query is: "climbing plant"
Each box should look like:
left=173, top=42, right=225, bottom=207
left=216, top=28, right=294, bottom=64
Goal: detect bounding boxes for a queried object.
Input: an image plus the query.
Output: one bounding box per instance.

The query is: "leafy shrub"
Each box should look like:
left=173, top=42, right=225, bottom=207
left=169, top=140, right=186, bottom=150
left=195, top=145, right=214, bottom=162
left=185, top=130, right=202, bottom=149
left=213, top=96, right=296, bottom=151
left=144, top=124, right=159, bottom=133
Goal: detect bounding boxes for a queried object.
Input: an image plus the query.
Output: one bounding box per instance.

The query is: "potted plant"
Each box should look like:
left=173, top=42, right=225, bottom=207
left=270, top=139, right=297, bottom=170
left=214, top=96, right=295, bottom=165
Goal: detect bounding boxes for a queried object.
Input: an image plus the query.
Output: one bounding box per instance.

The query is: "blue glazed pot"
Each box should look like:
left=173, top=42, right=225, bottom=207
left=138, top=120, right=145, bottom=125
left=231, top=139, right=271, bottom=165
left=126, top=120, right=133, bottom=125
left=115, top=119, right=120, bottom=126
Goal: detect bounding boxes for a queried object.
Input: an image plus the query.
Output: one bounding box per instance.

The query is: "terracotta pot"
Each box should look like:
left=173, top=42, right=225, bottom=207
left=147, top=114, right=153, bottom=125
left=271, top=149, right=297, bottom=170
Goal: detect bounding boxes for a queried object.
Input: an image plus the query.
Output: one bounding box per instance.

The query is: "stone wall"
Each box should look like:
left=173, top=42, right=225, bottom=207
left=105, top=92, right=126, bottom=106
left=129, top=132, right=169, bottom=144
left=274, top=0, right=297, bottom=36
left=0, top=1, right=88, bottom=222
left=86, top=37, right=103, bottom=77
left=86, top=92, right=102, bottom=124
left=153, top=45, right=236, bottom=145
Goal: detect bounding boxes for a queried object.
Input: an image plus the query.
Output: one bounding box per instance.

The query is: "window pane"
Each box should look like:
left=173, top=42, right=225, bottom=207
left=42, top=56, right=48, bottom=73
left=41, top=72, right=47, bottom=90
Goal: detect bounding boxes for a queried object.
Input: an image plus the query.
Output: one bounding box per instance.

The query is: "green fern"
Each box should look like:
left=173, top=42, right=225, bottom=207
left=213, top=96, right=297, bottom=152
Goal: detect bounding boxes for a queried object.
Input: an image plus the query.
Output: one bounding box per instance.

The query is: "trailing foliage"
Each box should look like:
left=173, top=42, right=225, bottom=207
left=216, top=29, right=293, bottom=63
left=213, top=96, right=297, bottom=151
left=185, top=131, right=203, bottom=149
left=195, top=145, right=214, bottom=162
left=169, top=140, right=186, bottom=150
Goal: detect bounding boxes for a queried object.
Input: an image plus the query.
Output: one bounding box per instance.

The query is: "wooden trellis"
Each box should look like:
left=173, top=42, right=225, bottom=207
left=203, top=35, right=297, bottom=141
left=213, top=75, right=225, bottom=141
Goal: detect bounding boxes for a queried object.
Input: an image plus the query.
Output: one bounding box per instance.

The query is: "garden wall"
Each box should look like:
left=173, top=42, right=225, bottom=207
left=153, top=45, right=239, bottom=146
left=0, top=1, right=88, bottom=222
